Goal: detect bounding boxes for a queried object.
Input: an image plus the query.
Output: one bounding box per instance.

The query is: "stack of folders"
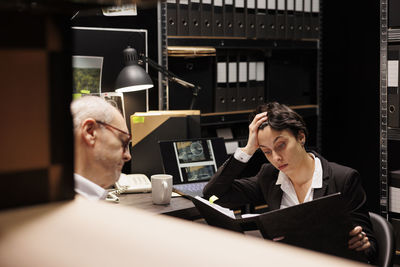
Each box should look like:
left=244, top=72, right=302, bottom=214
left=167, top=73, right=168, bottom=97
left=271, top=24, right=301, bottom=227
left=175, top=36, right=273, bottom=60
left=166, top=0, right=320, bottom=40
left=215, top=50, right=264, bottom=112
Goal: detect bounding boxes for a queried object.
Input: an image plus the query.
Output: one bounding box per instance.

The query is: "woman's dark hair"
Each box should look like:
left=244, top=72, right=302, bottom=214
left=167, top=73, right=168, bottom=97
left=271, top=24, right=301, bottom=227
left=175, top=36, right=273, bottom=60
left=249, top=102, right=308, bottom=139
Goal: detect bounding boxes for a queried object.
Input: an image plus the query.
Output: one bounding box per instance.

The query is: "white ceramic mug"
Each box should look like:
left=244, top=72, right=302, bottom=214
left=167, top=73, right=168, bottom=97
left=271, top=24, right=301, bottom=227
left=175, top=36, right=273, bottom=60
left=151, top=174, right=173, bottom=205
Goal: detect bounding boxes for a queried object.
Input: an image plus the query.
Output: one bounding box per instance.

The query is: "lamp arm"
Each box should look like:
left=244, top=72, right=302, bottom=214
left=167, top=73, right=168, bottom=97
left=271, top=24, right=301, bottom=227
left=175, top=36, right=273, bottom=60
left=140, top=55, right=201, bottom=110
left=142, top=56, right=194, bottom=87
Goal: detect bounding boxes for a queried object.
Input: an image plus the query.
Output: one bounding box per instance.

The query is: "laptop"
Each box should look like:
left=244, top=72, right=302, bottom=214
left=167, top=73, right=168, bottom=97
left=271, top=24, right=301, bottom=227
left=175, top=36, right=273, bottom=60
left=158, top=138, right=228, bottom=198
left=256, top=193, right=367, bottom=262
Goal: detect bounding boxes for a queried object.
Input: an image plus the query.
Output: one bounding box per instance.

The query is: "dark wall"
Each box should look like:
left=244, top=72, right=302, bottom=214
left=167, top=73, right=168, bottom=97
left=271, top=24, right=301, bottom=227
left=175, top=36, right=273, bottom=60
left=72, top=6, right=159, bottom=111
left=321, top=0, right=380, bottom=212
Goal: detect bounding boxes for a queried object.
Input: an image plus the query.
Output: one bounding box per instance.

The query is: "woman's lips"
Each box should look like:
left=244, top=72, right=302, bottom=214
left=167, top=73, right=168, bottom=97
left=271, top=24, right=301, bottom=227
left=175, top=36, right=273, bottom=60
left=278, top=164, right=288, bottom=170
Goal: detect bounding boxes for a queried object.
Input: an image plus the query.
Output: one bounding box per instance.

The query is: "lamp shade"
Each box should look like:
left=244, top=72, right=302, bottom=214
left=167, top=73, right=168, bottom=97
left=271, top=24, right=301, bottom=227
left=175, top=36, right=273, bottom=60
left=115, top=46, right=154, bottom=93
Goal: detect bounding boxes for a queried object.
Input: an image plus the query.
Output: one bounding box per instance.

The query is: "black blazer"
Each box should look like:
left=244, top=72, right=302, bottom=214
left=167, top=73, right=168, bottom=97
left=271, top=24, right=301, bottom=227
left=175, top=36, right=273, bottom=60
left=203, top=151, right=377, bottom=262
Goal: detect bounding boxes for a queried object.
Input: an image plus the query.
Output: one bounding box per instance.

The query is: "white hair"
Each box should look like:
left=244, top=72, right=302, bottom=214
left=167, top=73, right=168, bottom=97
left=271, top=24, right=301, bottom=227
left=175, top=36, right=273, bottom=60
left=70, top=96, right=118, bottom=132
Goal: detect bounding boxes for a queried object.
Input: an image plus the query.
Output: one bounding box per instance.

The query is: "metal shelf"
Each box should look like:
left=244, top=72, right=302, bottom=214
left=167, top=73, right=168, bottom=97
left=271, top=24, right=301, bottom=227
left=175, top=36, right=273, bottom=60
left=167, top=37, right=318, bottom=50
left=200, top=105, right=318, bottom=126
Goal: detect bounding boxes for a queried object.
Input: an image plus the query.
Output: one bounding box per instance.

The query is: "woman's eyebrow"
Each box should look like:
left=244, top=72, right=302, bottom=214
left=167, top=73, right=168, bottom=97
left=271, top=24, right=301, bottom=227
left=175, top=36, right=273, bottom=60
left=273, top=135, right=285, bottom=144
left=259, top=136, right=286, bottom=149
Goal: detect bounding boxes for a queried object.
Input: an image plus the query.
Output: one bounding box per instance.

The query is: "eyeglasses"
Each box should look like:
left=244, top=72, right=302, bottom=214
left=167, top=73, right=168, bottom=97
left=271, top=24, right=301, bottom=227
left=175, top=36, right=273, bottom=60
left=95, top=120, right=131, bottom=153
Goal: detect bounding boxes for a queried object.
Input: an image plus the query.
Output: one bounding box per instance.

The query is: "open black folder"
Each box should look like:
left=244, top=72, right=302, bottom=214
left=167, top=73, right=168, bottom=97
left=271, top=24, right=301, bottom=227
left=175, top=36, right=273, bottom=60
left=191, top=193, right=367, bottom=263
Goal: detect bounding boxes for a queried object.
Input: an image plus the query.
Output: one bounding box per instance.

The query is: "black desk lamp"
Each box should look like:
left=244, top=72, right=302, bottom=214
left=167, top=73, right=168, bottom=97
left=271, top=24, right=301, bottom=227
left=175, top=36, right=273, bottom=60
left=115, top=46, right=154, bottom=93
left=115, top=46, right=201, bottom=110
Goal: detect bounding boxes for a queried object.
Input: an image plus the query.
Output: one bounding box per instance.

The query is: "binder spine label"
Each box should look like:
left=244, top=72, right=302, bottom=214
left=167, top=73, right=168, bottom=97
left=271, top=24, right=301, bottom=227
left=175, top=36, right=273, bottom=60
left=295, top=0, right=303, bottom=11
left=388, top=60, right=399, bottom=87
left=248, top=0, right=256, bottom=8
left=267, top=0, right=276, bottom=10
left=257, top=0, right=266, bottom=9
left=235, top=0, right=245, bottom=8
left=277, top=0, right=285, bottom=10
left=304, top=0, right=311, bottom=12
left=312, top=0, right=319, bottom=13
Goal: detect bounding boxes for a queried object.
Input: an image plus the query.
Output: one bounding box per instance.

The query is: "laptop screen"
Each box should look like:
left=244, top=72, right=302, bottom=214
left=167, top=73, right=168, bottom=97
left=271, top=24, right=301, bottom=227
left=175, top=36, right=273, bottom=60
left=158, top=138, right=228, bottom=185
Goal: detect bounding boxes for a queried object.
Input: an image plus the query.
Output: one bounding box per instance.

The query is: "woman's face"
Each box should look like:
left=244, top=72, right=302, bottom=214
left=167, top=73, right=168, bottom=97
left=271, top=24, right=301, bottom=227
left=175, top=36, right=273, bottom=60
left=257, top=126, right=305, bottom=176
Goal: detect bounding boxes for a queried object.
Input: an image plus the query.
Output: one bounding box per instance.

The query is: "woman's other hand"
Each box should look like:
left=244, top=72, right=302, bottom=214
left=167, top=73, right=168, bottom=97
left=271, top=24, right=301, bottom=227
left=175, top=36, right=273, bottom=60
left=348, top=226, right=370, bottom=252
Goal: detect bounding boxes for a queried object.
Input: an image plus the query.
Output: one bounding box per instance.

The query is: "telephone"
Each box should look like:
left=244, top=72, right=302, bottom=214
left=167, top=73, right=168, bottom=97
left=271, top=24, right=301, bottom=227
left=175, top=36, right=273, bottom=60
left=106, top=173, right=152, bottom=203
left=115, top=173, right=152, bottom=193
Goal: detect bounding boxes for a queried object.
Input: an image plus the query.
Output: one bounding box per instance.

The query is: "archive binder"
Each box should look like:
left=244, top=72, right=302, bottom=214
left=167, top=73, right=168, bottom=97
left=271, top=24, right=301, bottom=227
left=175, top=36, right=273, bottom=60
left=227, top=55, right=238, bottom=111
left=246, top=0, right=257, bottom=38
left=224, top=0, right=234, bottom=36
left=256, top=0, right=267, bottom=39
left=234, top=0, right=246, bottom=37
left=248, top=57, right=258, bottom=109
left=311, top=0, right=320, bottom=39
left=294, top=0, right=304, bottom=39
left=286, top=0, right=295, bottom=40
left=276, top=0, right=285, bottom=39
left=178, top=0, right=190, bottom=36
left=238, top=56, right=248, bottom=110
left=213, top=0, right=224, bottom=36
left=215, top=53, right=228, bottom=112
left=167, top=0, right=177, bottom=36
left=201, top=0, right=213, bottom=36
left=303, top=0, right=312, bottom=38
left=388, top=46, right=400, bottom=128
left=189, top=0, right=201, bottom=36
left=256, top=61, right=265, bottom=105
left=266, top=0, right=276, bottom=39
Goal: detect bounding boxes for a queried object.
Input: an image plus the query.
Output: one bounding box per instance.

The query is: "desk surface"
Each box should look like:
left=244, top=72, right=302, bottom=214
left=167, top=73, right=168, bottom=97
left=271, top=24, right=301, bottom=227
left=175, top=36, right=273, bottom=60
left=118, top=193, right=201, bottom=220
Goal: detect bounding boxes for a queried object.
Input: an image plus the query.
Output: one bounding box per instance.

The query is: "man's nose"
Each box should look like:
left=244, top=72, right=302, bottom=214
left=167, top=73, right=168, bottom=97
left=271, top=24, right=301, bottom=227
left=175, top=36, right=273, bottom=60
left=123, top=148, right=131, bottom=162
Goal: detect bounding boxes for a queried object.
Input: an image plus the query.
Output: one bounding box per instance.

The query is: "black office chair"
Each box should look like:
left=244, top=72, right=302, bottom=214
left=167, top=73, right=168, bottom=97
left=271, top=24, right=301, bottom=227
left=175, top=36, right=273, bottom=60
left=369, top=212, right=395, bottom=267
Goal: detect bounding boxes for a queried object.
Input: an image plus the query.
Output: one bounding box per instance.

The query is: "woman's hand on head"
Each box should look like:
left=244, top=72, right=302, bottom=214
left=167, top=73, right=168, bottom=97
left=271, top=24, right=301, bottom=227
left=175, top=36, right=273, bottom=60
left=348, top=226, right=370, bottom=252
left=242, top=112, right=268, bottom=155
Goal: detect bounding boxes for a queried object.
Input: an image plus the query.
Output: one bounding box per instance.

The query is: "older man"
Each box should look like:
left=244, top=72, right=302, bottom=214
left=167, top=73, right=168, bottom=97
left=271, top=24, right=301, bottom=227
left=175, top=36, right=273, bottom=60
left=70, top=96, right=131, bottom=200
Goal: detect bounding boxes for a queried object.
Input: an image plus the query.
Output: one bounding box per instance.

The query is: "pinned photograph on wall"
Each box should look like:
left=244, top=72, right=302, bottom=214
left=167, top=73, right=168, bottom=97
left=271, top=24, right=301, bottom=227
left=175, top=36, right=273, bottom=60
left=83, top=92, right=126, bottom=119
left=72, top=56, right=103, bottom=97
left=101, top=92, right=126, bottom=119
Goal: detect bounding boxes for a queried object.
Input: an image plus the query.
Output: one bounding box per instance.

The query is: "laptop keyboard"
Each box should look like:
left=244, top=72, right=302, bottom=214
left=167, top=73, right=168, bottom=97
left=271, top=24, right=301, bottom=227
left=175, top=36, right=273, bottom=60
left=173, top=181, right=208, bottom=197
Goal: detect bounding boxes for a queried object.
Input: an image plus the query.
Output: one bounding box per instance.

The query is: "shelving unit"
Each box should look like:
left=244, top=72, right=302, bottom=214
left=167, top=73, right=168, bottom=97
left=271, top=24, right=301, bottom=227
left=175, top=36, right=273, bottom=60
left=158, top=1, right=321, bottom=151
left=380, top=0, right=389, bottom=219
left=385, top=0, right=400, bottom=258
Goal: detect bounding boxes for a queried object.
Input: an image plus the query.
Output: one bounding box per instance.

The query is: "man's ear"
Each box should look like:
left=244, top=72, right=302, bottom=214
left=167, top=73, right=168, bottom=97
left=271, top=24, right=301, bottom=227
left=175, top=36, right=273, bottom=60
left=81, top=119, right=97, bottom=147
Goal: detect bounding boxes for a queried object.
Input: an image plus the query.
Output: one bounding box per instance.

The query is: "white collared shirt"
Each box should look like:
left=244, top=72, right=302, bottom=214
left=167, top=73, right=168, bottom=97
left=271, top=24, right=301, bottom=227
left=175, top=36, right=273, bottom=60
left=276, top=153, right=323, bottom=209
left=234, top=148, right=323, bottom=209
left=74, top=173, right=108, bottom=201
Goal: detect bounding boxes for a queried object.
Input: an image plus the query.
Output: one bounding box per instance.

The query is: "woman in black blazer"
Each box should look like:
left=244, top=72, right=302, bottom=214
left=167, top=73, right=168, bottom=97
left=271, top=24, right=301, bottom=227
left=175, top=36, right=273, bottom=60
left=203, top=102, right=377, bottom=263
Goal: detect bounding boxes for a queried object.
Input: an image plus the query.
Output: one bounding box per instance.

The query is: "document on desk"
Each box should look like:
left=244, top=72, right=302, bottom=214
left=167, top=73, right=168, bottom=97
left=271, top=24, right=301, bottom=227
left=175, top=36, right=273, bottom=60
left=194, top=196, right=235, bottom=219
